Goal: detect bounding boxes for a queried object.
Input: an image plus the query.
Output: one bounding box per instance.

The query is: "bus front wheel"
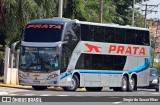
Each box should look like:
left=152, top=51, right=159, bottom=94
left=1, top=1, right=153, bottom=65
left=32, top=86, right=47, bottom=90
left=63, top=75, right=79, bottom=91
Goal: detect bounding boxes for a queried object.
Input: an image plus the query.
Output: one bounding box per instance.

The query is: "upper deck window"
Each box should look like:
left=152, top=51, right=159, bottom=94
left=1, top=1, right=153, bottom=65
left=23, top=24, right=63, bottom=42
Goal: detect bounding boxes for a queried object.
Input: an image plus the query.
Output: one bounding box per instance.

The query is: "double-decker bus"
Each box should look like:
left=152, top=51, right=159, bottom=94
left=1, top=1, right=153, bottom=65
left=18, top=17, right=150, bottom=91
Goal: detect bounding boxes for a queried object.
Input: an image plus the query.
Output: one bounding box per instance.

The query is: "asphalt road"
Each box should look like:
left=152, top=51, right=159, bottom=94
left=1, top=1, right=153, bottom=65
left=0, top=86, right=160, bottom=105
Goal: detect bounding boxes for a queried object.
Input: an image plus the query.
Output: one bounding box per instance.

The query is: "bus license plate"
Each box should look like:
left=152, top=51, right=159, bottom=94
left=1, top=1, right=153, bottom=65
left=33, top=80, right=40, bottom=84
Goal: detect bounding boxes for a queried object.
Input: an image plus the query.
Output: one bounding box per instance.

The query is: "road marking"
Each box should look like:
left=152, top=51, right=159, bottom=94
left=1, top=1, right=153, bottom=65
left=40, top=94, right=52, bottom=96
left=24, top=94, right=35, bottom=96
left=112, top=102, right=122, bottom=104
left=151, top=93, right=160, bottom=95
left=0, top=91, right=8, bottom=95
left=56, top=95, right=69, bottom=96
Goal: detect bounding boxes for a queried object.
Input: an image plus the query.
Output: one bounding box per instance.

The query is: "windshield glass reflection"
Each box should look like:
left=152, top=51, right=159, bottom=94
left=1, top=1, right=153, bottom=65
left=20, top=47, right=58, bottom=71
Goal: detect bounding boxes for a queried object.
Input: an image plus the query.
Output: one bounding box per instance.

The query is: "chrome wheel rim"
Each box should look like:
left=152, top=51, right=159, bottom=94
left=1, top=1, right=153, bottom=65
left=122, top=78, right=127, bottom=90
left=70, top=78, right=76, bottom=89
left=130, top=78, right=135, bottom=90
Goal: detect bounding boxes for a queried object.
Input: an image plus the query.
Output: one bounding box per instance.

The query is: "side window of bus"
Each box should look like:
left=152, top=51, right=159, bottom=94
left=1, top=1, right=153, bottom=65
left=113, top=55, right=126, bottom=70
left=94, top=26, right=105, bottom=42
left=72, top=23, right=80, bottom=41
left=103, top=55, right=114, bottom=70
left=64, top=23, right=79, bottom=43
left=115, top=28, right=126, bottom=44
left=92, top=54, right=103, bottom=69
left=144, top=31, right=150, bottom=46
left=75, top=54, right=84, bottom=69
left=60, top=45, right=71, bottom=73
left=105, top=27, right=115, bottom=43
left=126, top=29, right=136, bottom=45
left=84, top=54, right=92, bottom=69
left=81, top=24, right=94, bottom=41
left=136, top=30, right=145, bottom=45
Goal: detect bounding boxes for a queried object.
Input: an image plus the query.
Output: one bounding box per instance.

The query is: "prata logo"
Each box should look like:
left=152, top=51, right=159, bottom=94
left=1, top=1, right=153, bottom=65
left=84, top=43, right=102, bottom=53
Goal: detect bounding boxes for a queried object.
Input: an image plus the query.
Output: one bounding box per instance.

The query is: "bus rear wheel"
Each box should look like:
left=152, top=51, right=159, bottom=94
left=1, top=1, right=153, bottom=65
left=32, top=86, right=47, bottom=90
left=128, top=77, right=136, bottom=92
left=63, top=75, right=79, bottom=91
left=85, top=87, right=103, bottom=91
left=121, top=75, right=128, bottom=92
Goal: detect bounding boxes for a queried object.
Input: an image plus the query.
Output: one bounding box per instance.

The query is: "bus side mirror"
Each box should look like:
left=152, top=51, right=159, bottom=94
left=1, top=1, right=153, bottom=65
left=11, top=41, right=20, bottom=54
left=62, top=41, right=68, bottom=44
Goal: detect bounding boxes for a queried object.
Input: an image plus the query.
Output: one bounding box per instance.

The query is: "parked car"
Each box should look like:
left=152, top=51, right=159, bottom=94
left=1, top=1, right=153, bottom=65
left=148, top=68, right=159, bottom=92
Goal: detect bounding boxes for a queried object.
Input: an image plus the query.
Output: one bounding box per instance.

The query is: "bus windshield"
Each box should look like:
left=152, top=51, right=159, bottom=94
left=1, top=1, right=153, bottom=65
left=23, top=24, right=63, bottom=42
left=19, top=47, right=58, bottom=71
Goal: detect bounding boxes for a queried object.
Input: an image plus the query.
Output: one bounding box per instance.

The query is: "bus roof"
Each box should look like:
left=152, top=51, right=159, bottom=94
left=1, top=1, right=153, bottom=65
left=28, top=17, right=74, bottom=25
left=76, top=20, right=149, bottom=31
left=28, top=17, right=149, bottom=31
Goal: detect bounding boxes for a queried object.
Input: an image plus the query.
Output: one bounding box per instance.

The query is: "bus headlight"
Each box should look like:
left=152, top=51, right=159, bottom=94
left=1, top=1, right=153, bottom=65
left=18, top=73, right=26, bottom=79
left=152, top=79, right=158, bottom=84
left=47, top=74, right=58, bottom=80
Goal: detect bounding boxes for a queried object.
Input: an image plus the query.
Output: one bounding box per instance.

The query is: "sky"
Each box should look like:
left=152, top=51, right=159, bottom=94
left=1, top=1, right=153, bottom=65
left=142, top=0, right=160, bottom=19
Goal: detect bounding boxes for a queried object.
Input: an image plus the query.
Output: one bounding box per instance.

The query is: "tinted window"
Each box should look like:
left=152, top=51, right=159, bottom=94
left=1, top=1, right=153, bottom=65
left=126, top=29, right=136, bottom=45
left=23, top=24, right=63, bottom=42
left=94, top=26, right=105, bottom=42
left=103, top=55, right=113, bottom=69
left=136, top=30, right=145, bottom=45
left=63, top=23, right=79, bottom=51
left=105, top=27, right=116, bottom=43
left=75, top=54, right=84, bottom=69
left=60, top=45, right=71, bottom=73
left=144, top=31, right=150, bottom=46
left=114, top=55, right=126, bottom=70
left=81, top=25, right=94, bottom=41
left=115, top=28, right=126, bottom=44
left=76, top=54, right=126, bottom=70
left=61, top=23, right=80, bottom=73
left=92, top=54, right=103, bottom=69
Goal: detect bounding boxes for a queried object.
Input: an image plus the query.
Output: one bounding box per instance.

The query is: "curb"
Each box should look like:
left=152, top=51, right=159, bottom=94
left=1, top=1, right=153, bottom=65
left=0, top=84, right=32, bottom=89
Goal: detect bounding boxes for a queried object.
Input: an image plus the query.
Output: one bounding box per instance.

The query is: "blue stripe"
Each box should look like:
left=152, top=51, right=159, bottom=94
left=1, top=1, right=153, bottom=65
left=60, top=57, right=150, bottom=79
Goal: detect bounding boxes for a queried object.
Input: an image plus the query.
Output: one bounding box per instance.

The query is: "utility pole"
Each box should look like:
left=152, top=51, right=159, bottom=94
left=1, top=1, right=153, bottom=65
left=144, top=4, right=147, bottom=28
left=99, top=0, right=103, bottom=23
left=58, top=0, right=63, bottom=18
left=142, top=4, right=158, bottom=28
left=132, top=0, right=135, bottom=26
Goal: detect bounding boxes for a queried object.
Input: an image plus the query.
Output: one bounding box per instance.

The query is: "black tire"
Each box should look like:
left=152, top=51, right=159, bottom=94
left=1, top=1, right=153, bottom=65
left=63, top=75, right=79, bottom=91
left=121, top=75, right=128, bottom=92
left=128, top=77, right=136, bottom=92
left=32, top=86, right=47, bottom=90
left=85, top=87, right=103, bottom=91
left=156, top=86, right=159, bottom=92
